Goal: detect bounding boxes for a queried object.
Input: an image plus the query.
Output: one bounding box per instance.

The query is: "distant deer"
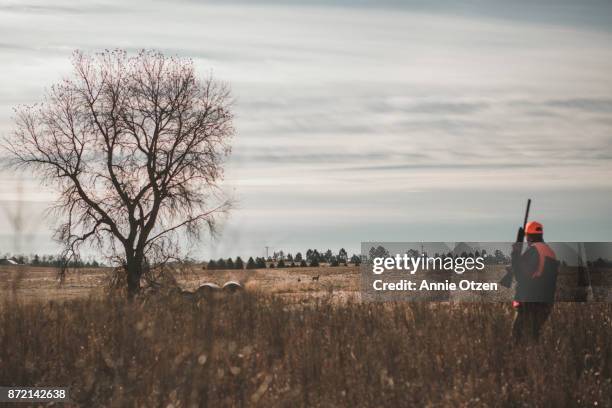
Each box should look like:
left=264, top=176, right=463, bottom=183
left=312, top=275, right=320, bottom=282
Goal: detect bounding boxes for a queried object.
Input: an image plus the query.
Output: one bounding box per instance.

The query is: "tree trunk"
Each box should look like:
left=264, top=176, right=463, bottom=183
left=126, top=251, right=144, bottom=300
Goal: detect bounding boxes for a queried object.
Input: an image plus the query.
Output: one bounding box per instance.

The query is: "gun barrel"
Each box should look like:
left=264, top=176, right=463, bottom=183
left=499, top=199, right=532, bottom=287
left=522, top=199, right=531, bottom=232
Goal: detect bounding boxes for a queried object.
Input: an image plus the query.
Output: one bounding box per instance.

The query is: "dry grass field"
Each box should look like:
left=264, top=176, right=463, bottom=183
left=0, top=264, right=360, bottom=303
left=1, top=265, right=611, bottom=407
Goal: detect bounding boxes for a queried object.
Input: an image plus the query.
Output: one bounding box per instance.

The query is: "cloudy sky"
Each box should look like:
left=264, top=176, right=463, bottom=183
left=1, top=0, right=612, bottom=259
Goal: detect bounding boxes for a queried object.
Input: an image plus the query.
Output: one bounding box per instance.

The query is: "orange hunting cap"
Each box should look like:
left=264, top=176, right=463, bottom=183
left=525, top=221, right=543, bottom=235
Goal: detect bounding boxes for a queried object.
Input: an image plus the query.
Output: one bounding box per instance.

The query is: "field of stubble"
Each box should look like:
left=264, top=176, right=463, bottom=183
left=1, top=265, right=610, bottom=407
left=0, top=264, right=359, bottom=303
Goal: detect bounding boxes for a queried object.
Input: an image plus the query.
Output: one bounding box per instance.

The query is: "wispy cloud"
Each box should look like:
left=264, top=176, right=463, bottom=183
left=1, top=0, right=611, bottom=256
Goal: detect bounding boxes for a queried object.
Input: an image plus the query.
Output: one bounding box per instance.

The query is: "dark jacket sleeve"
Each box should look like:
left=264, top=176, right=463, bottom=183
left=513, top=246, right=539, bottom=284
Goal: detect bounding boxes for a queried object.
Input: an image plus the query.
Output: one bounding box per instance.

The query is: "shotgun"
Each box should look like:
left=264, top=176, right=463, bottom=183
left=499, top=199, right=531, bottom=288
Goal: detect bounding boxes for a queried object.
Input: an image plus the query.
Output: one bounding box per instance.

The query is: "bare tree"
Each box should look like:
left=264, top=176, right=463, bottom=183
left=3, top=49, right=234, bottom=298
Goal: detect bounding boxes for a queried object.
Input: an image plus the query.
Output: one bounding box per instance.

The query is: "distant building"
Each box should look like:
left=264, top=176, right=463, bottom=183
left=0, top=259, right=19, bottom=266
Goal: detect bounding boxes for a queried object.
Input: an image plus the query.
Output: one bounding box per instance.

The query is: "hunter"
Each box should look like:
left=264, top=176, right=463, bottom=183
left=511, top=221, right=560, bottom=341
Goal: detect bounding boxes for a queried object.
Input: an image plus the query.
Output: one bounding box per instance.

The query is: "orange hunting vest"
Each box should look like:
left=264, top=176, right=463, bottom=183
left=531, top=242, right=556, bottom=278
left=513, top=242, right=558, bottom=307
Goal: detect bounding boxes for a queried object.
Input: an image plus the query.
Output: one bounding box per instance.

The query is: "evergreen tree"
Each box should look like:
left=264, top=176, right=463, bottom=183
left=235, top=256, right=245, bottom=269
left=494, top=250, right=507, bottom=264
left=246, top=257, right=256, bottom=269
left=256, top=257, right=267, bottom=268
left=295, top=252, right=303, bottom=262
left=217, top=258, right=227, bottom=269
left=324, top=249, right=333, bottom=262
left=406, top=248, right=419, bottom=258
left=330, top=256, right=339, bottom=267
left=300, top=260, right=307, bottom=267
left=277, top=259, right=286, bottom=268
left=207, top=259, right=217, bottom=270
left=310, top=258, right=319, bottom=267
left=226, top=257, right=235, bottom=269
left=370, top=246, right=390, bottom=260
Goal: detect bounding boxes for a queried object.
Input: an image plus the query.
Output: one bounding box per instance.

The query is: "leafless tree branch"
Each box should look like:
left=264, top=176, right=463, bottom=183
left=2, top=49, right=234, bottom=298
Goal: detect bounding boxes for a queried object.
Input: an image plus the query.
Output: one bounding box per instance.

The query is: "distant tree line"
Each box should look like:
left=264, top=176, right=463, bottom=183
left=207, top=256, right=246, bottom=270
left=590, top=258, right=612, bottom=268
left=206, top=248, right=362, bottom=270
left=0, top=253, right=103, bottom=268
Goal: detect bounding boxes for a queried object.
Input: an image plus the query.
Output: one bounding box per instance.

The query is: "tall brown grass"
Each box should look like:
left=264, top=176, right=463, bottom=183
left=1, top=293, right=610, bottom=407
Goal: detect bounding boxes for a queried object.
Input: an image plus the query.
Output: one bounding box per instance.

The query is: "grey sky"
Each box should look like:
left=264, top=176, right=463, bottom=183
left=1, top=0, right=611, bottom=259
